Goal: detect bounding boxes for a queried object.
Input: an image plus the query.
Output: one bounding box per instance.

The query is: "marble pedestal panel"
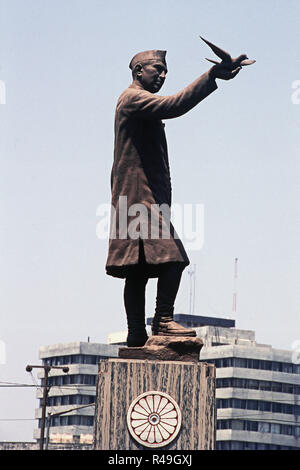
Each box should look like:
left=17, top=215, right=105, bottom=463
left=93, top=358, right=216, bottom=450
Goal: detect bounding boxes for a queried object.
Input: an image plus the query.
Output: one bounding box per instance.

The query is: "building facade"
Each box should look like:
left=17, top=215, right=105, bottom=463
left=147, top=314, right=300, bottom=450
left=34, top=342, right=119, bottom=443
left=194, top=317, right=300, bottom=450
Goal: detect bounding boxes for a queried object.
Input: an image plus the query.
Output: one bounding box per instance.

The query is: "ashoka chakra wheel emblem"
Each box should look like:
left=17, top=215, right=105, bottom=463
left=127, top=391, right=182, bottom=448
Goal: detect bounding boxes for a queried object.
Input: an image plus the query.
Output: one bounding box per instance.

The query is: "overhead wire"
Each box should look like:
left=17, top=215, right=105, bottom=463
left=0, top=418, right=36, bottom=421
left=1, top=381, right=299, bottom=403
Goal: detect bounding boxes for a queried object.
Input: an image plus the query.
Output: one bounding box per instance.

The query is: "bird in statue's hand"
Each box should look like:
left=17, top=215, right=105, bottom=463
left=200, top=36, right=256, bottom=81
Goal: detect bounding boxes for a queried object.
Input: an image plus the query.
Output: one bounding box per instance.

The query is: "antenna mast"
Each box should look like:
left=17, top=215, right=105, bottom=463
left=188, top=264, right=196, bottom=315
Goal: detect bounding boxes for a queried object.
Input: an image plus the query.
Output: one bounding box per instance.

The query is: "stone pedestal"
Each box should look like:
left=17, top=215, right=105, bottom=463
left=119, top=336, right=203, bottom=362
left=93, top=357, right=216, bottom=450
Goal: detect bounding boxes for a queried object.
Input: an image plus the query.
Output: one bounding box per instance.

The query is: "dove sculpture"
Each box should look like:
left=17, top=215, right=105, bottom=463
left=200, top=36, right=256, bottom=69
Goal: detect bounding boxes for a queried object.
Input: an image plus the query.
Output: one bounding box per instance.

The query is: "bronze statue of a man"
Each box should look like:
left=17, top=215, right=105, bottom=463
left=106, top=48, right=242, bottom=347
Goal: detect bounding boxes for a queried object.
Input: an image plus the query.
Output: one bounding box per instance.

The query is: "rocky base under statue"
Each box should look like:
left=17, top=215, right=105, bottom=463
left=119, top=335, right=203, bottom=362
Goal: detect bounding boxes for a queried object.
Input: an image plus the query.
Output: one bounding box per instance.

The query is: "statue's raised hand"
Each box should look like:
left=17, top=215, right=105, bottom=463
left=209, top=62, right=242, bottom=81
left=200, top=36, right=255, bottom=81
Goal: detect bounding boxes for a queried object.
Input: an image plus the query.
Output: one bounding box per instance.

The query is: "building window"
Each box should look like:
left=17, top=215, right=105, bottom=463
left=248, top=379, right=258, bottom=390
left=47, top=374, right=96, bottom=387
left=206, top=357, right=300, bottom=375
left=293, top=364, right=300, bottom=374
left=234, top=358, right=245, bottom=368
left=231, top=399, right=243, bottom=409
left=247, top=400, right=258, bottom=410
left=231, top=420, right=244, bottom=431
left=282, top=383, right=293, bottom=394
left=43, top=415, right=94, bottom=427
left=272, top=382, right=282, bottom=393
left=216, top=441, right=231, bottom=450
left=231, top=441, right=244, bottom=450
left=282, top=363, right=293, bottom=373
left=217, top=420, right=232, bottom=430
left=270, top=423, right=281, bottom=434
left=43, top=355, right=107, bottom=367
left=259, top=381, right=272, bottom=391
left=217, top=398, right=300, bottom=416
left=217, top=441, right=299, bottom=451
left=218, top=419, right=300, bottom=437
left=47, top=395, right=95, bottom=407
left=258, top=422, right=270, bottom=433
left=259, top=401, right=271, bottom=412
left=243, top=442, right=256, bottom=450
left=257, top=443, right=268, bottom=450
left=216, top=377, right=299, bottom=396
left=246, top=421, right=258, bottom=432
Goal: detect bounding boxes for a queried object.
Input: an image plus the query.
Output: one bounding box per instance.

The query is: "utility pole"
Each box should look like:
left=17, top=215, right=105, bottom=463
left=26, top=363, right=69, bottom=450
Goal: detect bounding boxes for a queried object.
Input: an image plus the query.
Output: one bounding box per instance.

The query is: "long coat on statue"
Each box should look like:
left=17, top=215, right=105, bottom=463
left=105, top=71, right=217, bottom=278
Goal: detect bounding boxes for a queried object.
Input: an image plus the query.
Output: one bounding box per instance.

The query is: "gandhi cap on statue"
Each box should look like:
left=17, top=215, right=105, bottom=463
left=129, top=50, right=167, bottom=70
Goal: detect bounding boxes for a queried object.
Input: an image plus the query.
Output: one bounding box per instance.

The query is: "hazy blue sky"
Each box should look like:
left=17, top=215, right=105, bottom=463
left=0, top=0, right=299, bottom=441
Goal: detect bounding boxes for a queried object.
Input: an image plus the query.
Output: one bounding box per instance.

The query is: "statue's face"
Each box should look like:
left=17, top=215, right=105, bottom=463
left=139, top=61, right=168, bottom=93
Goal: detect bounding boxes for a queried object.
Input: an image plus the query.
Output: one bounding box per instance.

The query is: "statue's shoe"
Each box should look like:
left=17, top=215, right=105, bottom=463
left=152, top=320, right=196, bottom=337
left=126, top=332, right=148, bottom=347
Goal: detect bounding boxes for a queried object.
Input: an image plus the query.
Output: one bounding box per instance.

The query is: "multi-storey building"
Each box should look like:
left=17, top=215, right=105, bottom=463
left=198, top=324, right=300, bottom=450
left=34, top=341, right=119, bottom=444
left=146, top=314, right=300, bottom=450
